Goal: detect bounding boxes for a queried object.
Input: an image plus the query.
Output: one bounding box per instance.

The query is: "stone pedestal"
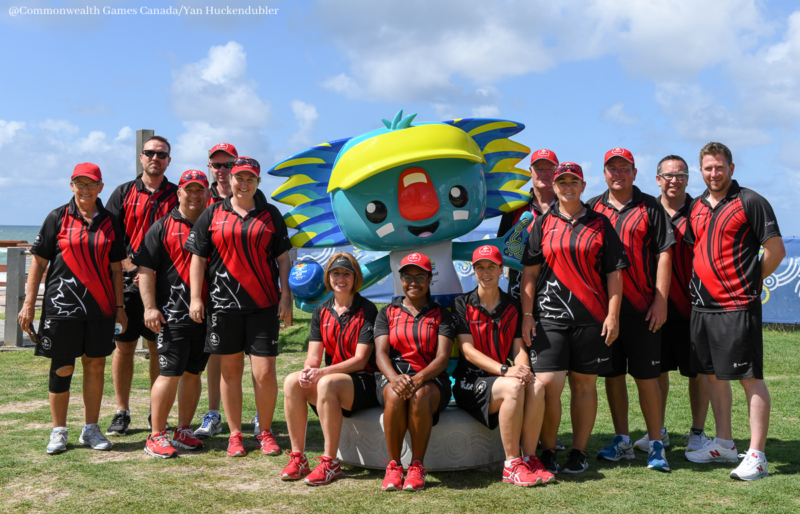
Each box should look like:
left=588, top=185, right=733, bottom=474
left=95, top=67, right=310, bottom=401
left=337, top=406, right=505, bottom=471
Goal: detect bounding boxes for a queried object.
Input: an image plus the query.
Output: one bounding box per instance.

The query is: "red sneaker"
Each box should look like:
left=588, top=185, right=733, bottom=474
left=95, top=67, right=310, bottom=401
left=381, top=460, right=404, bottom=491
left=403, top=460, right=426, bottom=492
left=281, top=451, right=311, bottom=480
left=227, top=431, right=246, bottom=457
left=526, top=455, right=556, bottom=484
left=503, top=457, right=542, bottom=487
left=172, top=426, right=204, bottom=451
left=256, top=429, right=280, bottom=456
left=144, top=431, right=177, bottom=459
left=305, top=455, right=343, bottom=486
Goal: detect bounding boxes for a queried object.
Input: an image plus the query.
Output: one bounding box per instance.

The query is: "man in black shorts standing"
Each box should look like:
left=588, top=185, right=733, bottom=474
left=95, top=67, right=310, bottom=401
left=683, top=142, right=784, bottom=481
left=632, top=155, right=710, bottom=455
left=588, top=148, right=676, bottom=471
left=134, top=169, right=212, bottom=458
left=106, top=135, right=178, bottom=435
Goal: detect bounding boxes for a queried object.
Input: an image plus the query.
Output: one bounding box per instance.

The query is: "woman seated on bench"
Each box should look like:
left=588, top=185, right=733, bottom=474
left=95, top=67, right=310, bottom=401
left=452, top=245, right=554, bottom=487
left=374, top=252, right=455, bottom=492
left=281, top=252, right=379, bottom=486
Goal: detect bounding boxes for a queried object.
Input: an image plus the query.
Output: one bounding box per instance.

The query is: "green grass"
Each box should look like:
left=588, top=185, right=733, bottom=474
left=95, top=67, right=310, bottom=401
left=0, top=308, right=41, bottom=321
left=1, top=312, right=798, bottom=513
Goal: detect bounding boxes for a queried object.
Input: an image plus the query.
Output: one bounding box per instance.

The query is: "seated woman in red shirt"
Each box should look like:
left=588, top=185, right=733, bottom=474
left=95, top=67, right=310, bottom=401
left=281, top=252, right=379, bottom=486
left=374, top=253, right=455, bottom=493
left=453, top=245, right=554, bottom=487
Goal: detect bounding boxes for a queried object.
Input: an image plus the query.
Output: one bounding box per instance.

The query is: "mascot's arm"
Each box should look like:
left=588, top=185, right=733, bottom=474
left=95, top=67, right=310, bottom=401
left=294, top=254, right=392, bottom=313
left=451, top=212, right=533, bottom=271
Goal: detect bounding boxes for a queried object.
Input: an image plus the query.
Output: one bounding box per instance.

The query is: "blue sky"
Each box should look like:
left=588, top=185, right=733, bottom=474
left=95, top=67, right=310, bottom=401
left=2, top=0, right=799, bottom=235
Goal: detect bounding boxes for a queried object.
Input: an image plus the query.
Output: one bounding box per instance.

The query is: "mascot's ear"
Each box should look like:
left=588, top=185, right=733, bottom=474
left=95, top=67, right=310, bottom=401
left=267, top=139, right=350, bottom=248
left=443, top=118, right=531, bottom=218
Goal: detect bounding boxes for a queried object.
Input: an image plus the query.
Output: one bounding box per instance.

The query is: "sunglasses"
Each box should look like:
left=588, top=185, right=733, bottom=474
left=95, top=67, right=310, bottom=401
left=401, top=274, right=430, bottom=284
left=142, top=150, right=170, bottom=159
left=209, top=162, right=234, bottom=170
left=234, top=158, right=260, bottom=168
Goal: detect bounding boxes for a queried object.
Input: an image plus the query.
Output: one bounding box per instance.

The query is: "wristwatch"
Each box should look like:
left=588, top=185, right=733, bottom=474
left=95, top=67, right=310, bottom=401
left=500, top=365, right=508, bottom=376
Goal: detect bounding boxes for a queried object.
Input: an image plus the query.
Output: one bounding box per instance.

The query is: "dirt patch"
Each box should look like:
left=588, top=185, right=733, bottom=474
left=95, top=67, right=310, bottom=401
left=2, top=480, right=70, bottom=509
left=0, top=419, right=21, bottom=426
left=0, top=399, right=48, bottom=414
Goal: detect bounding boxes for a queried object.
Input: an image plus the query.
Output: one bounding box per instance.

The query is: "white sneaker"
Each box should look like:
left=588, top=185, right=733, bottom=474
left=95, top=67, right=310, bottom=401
left=633, top=429, right=670, bottom=452
left=683, top=430, right=710, bottom=452
left=730, top=451, right=769, bottom=481
left=194, top=412, right=222, bottom=439
left=79, top=423, right=113, bottom=451
left=252, top=415, right=260, bottom=437
left=684, top=438, right=738, bottom=463
left=46, top=427, right=68, bottom=455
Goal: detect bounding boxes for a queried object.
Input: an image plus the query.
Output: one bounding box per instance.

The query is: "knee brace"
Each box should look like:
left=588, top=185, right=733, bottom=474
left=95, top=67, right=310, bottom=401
left=48, top=358, right=75, bottom=394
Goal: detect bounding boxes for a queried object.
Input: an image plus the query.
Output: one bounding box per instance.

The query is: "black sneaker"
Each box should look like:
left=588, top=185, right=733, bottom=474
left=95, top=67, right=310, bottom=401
left=148, top=414, right=172, bottom=432
left=555, top=437, right=565, bottom=451
left=561, top=449, right=589, bottom=474
left=539, top=449, right=560, bottom=474
left=106, top=412, right=131, bottom=436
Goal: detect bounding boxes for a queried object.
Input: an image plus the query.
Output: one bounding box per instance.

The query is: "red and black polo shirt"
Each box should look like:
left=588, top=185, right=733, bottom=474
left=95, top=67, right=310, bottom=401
left=522, top=203, right=630, bottom=325
left=374, top=297, right=457, bottom=374
left=587, top=186, right=676, bottom=313
left=31, top=198, right=126, bottom=320
left=684, top=180, right=781, bottom=312
left=657, top=194, right=694, bottom=320
left=185, top=193, right=291, bottom=312
left=132, top=208, right=208, bottom=326
left=453, top=287, right=522, bottom=378
left=309, top=293, right=378, bottom=372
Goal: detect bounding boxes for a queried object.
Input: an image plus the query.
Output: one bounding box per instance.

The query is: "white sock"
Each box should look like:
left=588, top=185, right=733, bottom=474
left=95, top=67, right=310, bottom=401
left=209, top=410, right=220, bottom=416
left=715, top=437, right=734, bottom=449
left=649, top=440, right=657, bottom=449
left=116, top=409, right=129, bottom=416
left=618, top=434, right=631, bottom=444
left=83, top=423, right=97, bottom=429
left=523, top=455, right=531, bottom=462
left=747, top=449, right=766, bottom=460
left=505, top=458, right=519, bottom=466
left=53, top=426, right=67, bottom=431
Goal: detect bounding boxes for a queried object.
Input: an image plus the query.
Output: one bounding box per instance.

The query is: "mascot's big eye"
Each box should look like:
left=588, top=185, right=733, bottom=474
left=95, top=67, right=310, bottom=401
left=449, top=186, right=468, bottom=208
left=365, top=201, right=388, bottom=224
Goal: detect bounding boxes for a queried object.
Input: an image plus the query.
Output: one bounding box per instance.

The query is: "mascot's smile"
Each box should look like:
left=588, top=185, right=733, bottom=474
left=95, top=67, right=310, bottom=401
left=408, top=221, right=439, bottom=238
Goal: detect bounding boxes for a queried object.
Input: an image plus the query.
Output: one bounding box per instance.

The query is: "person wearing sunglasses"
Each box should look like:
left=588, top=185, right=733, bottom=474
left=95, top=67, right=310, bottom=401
left=186, top=156, right=293, bottom=458
left=373, top=253, right=456, bottom=492
left=19, top=163, right=127, bottom=454
left=521, top=162, right=629, bottom=475
left=105, top=135, right=178, bottom=437
left=281, top=252, right=379, bottom=485
left=452, top=245, right=553, bottom=487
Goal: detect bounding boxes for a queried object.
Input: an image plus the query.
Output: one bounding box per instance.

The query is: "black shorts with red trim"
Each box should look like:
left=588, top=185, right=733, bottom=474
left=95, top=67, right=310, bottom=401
left=156, top=323, right=210, bottom=377
left=309, top=372, right=379, bottom=419
left=115, top=289, right=157, bottom=343
left=205, top=306, right=280, bottom=357
left=35, top=316, right=116, bottom=360
left=690, top=303, right=763, bottom=380
left=453, top=372, right=500, bottom=429
left=528, top=321, right=612, bottom=375
left=375, top=370, right=451, bottom=427
left=660, top=316, right=696, bottom=378
left=600, top=311, right=662, bottom=380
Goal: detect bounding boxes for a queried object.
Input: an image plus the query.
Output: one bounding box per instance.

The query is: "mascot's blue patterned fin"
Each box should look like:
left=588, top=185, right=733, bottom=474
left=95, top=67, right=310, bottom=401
left=444, top=119, right=530, bottom=218
left=267, top=138, right=350, bottom=248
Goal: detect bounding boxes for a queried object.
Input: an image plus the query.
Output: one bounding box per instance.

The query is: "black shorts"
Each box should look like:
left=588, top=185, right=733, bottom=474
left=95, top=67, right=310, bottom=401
left=600, top=311, right=662, bottom=380
left=690, top=303, right=763, bottom=380
left=205, top=306, right=280, bottom=357
left=453, top=372, right=500, bottom=429
left=156, top=323, right=210, bottom=377
left=115, top=290, right=157, bottom=343
left=375, top=371, right=451, bottom=427
left=309, top=372, right=379, bottom=418
left=660, top=317, right=696, bottom=378
left=529, top=321, right=612, bottom=375
left=35, top=316, right=116, bottom=360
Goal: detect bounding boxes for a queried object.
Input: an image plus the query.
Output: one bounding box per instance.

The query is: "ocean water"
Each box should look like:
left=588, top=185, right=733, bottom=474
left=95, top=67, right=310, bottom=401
left=0, top=226, right=39, bottom=265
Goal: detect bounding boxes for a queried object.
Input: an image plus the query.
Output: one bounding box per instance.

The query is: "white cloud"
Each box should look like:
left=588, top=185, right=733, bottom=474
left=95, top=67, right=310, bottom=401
left=603, top=102, right=638, bottom=126
left=471, top=105, right=500, bottom=118
left=288, top=100, right=319, bottom=149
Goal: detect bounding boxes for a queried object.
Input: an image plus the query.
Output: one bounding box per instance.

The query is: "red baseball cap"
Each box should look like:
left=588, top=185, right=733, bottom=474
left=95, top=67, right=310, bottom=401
left=554, top=162, right=584, bottom=181
left=209, top=142, right=238, bottom=158
left=472, top=245, right=502, bottom=266
left=604, top=147, right=635, bottom=166
left=71, top=162, right=102, bottom=182
left=231, top=156, right=261, bottom=178
left=531, top=149, right=559, bottom=165
left=179, top=169, right=209, bottom=189
left=399, top=252, right=433, bottom=273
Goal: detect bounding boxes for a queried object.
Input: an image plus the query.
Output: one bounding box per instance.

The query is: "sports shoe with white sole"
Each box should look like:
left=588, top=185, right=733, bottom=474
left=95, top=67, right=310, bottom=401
left=562, top=449, right=589, bottom=474
left=79, top=424, right=113, bottom=451
left=730, top=451, right=769, bottom=481
left=305, top=455, right=343, bottom=486
left=105, top=411, right=130, bottom=436
left=683, top=430, right=710, bottom=452
left=46, top=427, right=68, bottom=455
left=597, top=436, right=634, bottom=462
left=194, top=412, right=222, bottom=439
left=145, top=432, right=178, bottom=459
left=684, top=438, right=739, bottom=464
left=252, top=415, right=260, bottom=437
left=503, top=457, right=542, bottom=487
left=634, top=429, right=670, bottom=452
left=647, top=441, right=671, bottom=473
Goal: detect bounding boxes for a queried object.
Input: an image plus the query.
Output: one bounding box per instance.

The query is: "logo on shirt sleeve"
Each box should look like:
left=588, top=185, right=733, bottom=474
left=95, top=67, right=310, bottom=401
left=186, top=232, right=197, bottom=245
